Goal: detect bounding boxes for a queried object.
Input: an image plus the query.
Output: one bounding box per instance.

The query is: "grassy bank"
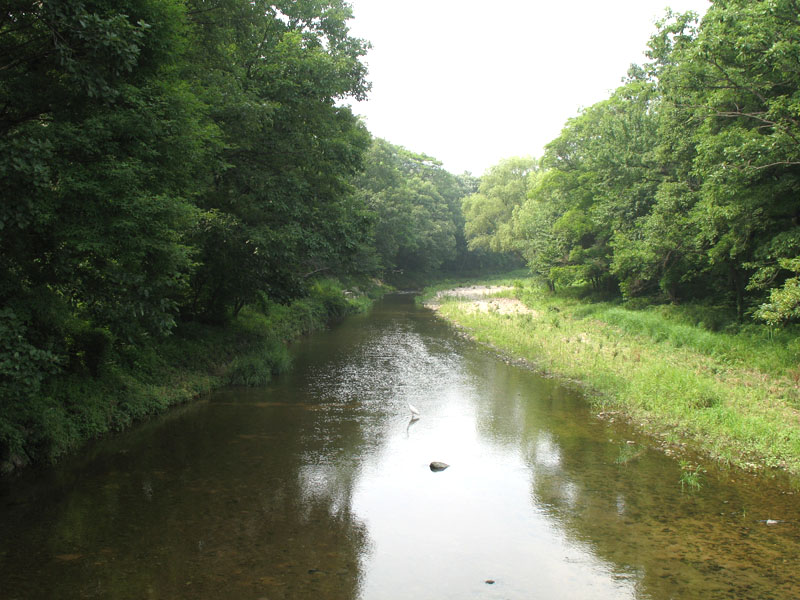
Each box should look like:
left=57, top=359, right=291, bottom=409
left=422, top=274, right=800, bottom=478
left=1, top=279, right=383, bottom=474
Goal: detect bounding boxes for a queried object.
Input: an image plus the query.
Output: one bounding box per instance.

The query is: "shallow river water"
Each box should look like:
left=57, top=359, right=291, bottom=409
left=1, top=294, right=799, bottom=599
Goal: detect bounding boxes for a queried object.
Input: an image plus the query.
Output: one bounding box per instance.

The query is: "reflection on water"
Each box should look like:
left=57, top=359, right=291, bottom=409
left=1, top=294, right=798, bottom=599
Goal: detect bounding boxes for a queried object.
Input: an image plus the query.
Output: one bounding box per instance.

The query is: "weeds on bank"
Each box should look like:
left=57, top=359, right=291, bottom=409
left=4, top=279, right=379, bottom=470
left=428, top=276, right=800, bottom=476
left=227, top=338, right=292, bottom=386
left=679, top=461, right=705, bottom=492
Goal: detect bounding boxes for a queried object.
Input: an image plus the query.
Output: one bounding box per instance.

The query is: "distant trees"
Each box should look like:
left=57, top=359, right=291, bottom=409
left=462, top=156, right=537, bottom=256
left=354, top=138, right=485, bottom=279
left=465, top=0, right=800, bottom=323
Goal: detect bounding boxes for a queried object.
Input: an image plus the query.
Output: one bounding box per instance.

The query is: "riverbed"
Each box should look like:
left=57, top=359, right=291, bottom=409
left=1, top=294, right=798, bottom=599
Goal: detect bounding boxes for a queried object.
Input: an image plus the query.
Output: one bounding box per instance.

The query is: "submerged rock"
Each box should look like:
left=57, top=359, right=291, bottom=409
left=430, top=461, right=450, bottom=471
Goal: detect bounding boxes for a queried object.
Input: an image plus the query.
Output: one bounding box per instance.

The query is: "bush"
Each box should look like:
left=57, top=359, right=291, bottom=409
left=309, top=279, right=352, bottom=319
left=0, top=309, right=62, bottom=401
left=228, top=338, right=292, bottom=387
left=66, top=321, right=113, bottom=377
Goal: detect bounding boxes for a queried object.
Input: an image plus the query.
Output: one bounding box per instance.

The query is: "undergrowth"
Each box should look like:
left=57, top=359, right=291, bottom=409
left=1, top=278, right=381, bottom=473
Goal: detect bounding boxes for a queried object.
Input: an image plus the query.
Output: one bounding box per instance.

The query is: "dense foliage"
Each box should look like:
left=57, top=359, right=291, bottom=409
left=463, top=0, right=800, bottom=325
left=352, top=138, right=510, bottom=281
left=0, top=0, right=378, bottom=467
left=5, top=0, right=798, bottom=469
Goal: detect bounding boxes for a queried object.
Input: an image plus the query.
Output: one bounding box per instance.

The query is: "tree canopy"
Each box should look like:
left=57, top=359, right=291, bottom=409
left=353, top=138, right=475, bottom=277
left=0, top=0, right=376, bottom=453
left=464, top=0, right=800, bottom=323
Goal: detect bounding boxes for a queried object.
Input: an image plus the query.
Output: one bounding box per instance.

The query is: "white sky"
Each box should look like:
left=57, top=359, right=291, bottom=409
left=345, top=0, right=710, bottom=175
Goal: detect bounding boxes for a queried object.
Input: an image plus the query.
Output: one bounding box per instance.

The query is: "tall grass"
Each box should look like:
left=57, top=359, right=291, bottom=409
left=569, top=303, right=800, bottom=376
left=227, top=338, right=292, bottom=386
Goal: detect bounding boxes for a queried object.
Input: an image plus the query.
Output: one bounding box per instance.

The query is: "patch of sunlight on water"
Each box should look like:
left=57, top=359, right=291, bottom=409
left=351, top=402, right=637, bottom=600
left=298, top=307, right=639, bottom=598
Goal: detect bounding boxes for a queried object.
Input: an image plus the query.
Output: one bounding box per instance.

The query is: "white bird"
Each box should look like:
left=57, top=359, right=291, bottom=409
left=408, top=403, right=420, bottom=418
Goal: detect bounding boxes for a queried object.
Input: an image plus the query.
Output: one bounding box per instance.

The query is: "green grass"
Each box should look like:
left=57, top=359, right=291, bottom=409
left=422, top=275, right=800, bottom=477
left=227, top=338, right=292, bottom=387
left=567, top=302, right=800, bottom=377
left=679, top=460, right=705, bottom=492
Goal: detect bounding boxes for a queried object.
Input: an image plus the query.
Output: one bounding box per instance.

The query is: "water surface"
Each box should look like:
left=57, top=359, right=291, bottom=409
left=1, top=294, right=798, bottom=599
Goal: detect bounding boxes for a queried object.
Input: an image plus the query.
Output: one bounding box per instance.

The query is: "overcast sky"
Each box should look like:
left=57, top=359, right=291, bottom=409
left=345, top=0, right=710, bottom=175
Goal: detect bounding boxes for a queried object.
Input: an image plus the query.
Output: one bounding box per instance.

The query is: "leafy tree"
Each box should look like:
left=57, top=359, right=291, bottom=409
left=650, top=1, right=800, bottom=318
left=512, top=80, right=661, bottom=293
left=0, top=0, right=217, bottom=465
left=462, top=156, right=538, bottom=255
left=512, top=170, right=569, bottom=291
left=1, top=0, right=209, bottom=346
left=184, top=0, right=372, bottom=319
left=354, top=139, right=475, bottom=279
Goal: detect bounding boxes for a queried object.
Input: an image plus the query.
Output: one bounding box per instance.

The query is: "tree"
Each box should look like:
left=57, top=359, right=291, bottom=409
left=183, top=0, right=372, bottom=319
left=462, top=156, right=537, bottom=255
left=512, top=79, right=661, bottom=293
left=0, top=0, right=216, bottom=464
left=0, top=0, right=209, bottom=348
left=512, top=170, right=569, bottom=291
left=650, top=1, right=800, bottom=317
left=354, top=139, right=467, bottom=278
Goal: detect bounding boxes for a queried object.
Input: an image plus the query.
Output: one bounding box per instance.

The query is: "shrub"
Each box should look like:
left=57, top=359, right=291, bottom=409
left=228, top=338, right=291, bottom=386
left=309, top=279, right=352, bottom=320
left=66, top=320, right=113, bottom=377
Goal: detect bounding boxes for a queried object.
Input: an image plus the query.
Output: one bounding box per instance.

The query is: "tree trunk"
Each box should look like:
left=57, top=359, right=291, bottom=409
left=730, top=265, right=745, bottom=322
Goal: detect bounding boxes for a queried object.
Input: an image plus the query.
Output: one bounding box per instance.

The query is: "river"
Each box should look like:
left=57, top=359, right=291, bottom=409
left=1, top=294, right=798, bottom=599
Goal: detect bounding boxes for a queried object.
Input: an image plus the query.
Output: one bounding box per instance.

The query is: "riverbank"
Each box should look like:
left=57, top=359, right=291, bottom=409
left=1, top=279, right=384, bottom=475
left=422, top=276, right=800, bottom=479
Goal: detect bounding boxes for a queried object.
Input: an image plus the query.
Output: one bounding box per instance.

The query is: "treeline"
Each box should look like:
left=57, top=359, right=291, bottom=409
left=464, top=0, right=800, bottom=326
left=9, top=0, right=796, bottom=469
left=355, top=139, right=518, bottom=283
left=0, top=1, right=497, bottom=468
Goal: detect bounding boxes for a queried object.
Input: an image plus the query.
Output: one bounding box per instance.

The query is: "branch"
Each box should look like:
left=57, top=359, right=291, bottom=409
left=750, top=161, right=800, bottom=170
left=712, top=110, right=800, bottom=145
left=303, top=267, right=330, bottom=279
left=709, top=56, right=770, bottom=107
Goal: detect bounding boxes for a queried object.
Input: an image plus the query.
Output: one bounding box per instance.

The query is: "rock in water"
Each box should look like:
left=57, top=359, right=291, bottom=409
left=430, top=461, right=450, bottom=471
